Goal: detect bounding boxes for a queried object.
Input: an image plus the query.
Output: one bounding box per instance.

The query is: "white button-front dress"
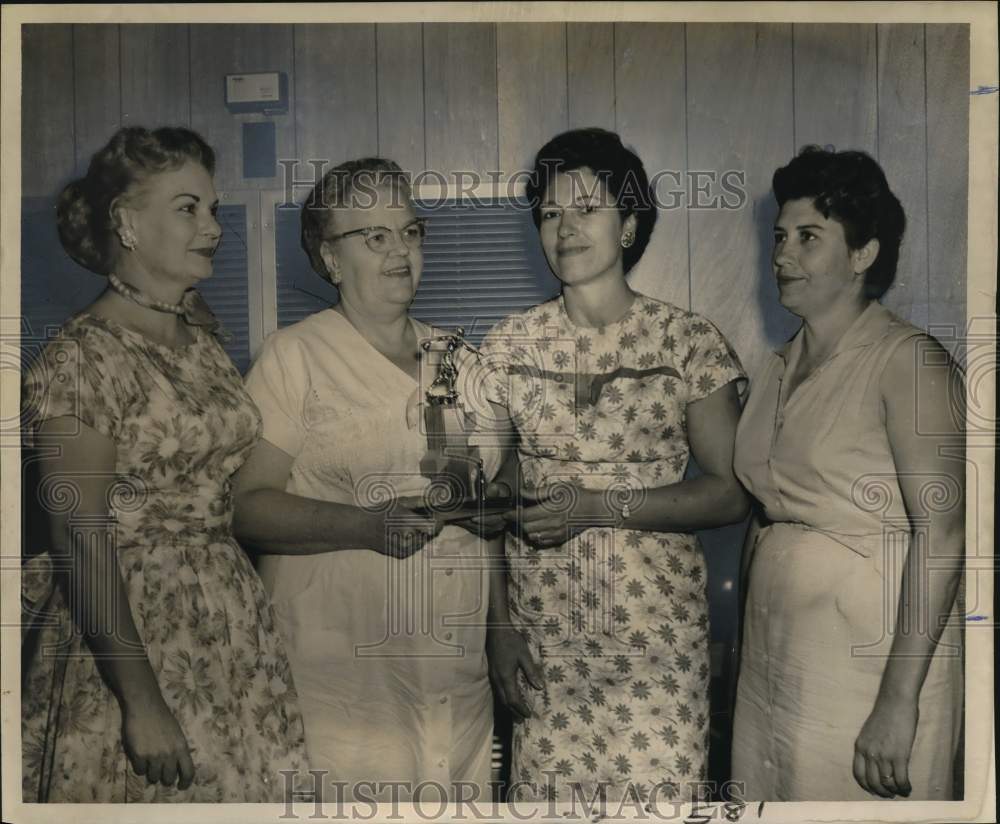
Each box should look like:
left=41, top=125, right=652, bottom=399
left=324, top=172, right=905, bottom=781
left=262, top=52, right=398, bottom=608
left=244, top=309, right=494, bottom=801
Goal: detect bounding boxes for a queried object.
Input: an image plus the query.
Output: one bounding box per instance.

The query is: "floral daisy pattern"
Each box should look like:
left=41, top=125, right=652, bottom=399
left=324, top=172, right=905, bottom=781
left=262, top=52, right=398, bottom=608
left=21, top=313, right=307, bottom=802
left=479, top=294, right=745, bottom=802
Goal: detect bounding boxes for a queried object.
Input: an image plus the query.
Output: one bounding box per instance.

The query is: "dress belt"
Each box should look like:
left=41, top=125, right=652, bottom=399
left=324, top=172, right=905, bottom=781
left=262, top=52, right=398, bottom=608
left=761, top=521, right=910, bottom=559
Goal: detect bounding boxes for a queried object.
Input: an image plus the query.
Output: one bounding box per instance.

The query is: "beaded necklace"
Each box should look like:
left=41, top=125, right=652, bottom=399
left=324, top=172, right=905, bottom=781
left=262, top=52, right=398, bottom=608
left=107, top=273, right=223, bottom=336
left=108, top=273, right=186, bottom=316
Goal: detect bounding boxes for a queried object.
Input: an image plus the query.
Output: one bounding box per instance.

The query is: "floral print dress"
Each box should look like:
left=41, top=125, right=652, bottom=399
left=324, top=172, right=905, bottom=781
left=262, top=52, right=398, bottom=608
left=478, top=294, right=745, bottom=802
left=21, top=313, right=308, bottom=802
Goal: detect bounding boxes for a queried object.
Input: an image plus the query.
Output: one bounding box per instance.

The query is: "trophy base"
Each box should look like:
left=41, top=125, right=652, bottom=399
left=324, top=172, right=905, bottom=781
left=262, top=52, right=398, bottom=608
left=399, top=494, right=515, bottom=522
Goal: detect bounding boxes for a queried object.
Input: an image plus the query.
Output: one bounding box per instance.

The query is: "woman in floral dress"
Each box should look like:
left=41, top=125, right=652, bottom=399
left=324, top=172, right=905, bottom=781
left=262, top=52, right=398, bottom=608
left=479, top=128, right=748, bottom=804
left=21, top=127, right=307, bottom=802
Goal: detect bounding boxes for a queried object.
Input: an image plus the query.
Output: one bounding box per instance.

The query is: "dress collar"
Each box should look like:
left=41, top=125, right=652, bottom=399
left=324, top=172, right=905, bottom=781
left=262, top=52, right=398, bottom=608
left=776, top=301, right=895, bottom=362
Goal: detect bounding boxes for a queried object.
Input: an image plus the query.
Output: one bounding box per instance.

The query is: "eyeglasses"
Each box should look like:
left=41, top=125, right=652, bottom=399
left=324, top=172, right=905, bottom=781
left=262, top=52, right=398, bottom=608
left=326, top=218, right=427, bottom=254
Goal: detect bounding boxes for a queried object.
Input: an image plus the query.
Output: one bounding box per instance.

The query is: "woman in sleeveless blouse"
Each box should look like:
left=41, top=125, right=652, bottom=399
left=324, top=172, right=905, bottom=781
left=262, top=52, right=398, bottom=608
left=731, top=146, right=964, bottom=801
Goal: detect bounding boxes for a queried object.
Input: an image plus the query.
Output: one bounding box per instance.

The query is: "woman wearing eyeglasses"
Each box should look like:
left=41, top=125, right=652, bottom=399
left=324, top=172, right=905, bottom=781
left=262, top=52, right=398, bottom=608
left=232, top=158, right=495, bottom=801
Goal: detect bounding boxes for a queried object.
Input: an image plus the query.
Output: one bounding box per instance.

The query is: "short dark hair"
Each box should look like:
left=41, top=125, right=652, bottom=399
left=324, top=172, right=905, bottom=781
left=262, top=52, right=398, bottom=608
left=525, top=128, right=656, bottom=274
left=772, top=146, right=906, bottom=299
left=300, top=158, right=410, bottom=283
left=56, top=126, right=215, bottom=275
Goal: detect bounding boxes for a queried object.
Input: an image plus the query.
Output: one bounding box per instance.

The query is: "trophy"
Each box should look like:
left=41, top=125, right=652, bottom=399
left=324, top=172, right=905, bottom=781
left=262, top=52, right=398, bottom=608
left=412, top=328, right=511, bottom=520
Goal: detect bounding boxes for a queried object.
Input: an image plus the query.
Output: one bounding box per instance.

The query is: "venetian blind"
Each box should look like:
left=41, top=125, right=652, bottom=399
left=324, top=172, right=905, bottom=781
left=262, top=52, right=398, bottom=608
left=18, top=198, right=252, bottom=374
left=19, top=196, right=104, bottom=366
left=197, top=203, right=252, bottom=372
left=274, top=198, right=559, bottom=344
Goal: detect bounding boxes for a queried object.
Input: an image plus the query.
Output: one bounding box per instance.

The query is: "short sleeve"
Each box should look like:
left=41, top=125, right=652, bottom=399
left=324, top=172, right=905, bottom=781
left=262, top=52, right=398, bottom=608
left=242, top=332, right=309, bottom=458
left=22, top=327, right=126, bottom=442
left=678, top=312, right=748, bottom=404
left=474, top=312, right=545, bottom=411
left=471, top=319, right=514, bottom=409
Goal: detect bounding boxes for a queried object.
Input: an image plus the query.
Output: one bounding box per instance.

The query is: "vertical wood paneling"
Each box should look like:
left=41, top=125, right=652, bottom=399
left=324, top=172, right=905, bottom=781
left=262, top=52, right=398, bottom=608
left=615, top=23, right=689, bottom=308
left=121, top=25, right=191, bottom=129
left=498, top=24, right=569, bottom=176
left=376, top=24, right=425, bottom=174
left=73, top=24, right=120, bottom=177
left=567, top=23, right=615, bottom=131
left=19, top=22, right=968, bottom=361
left=189, top=24, right=295, bottom=191
left=925, top=24, right=969, bottom=355
left=21, top=25, right=75, bottom=197
left=686, top=23, right=798, bottom=380
left=294, top=24, right=377, bottom=175
left=876, top=25, right=928, bottom=328
left=423, top=24, right=498, bottom=179
left=687, top=24, right=797, bottom=648
left=793, top=24, right=877, bottom=155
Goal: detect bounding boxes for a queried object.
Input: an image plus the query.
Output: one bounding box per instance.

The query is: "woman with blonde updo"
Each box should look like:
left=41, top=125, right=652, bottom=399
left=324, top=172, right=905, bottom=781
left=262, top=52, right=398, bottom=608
left=21, top=126, right=308, bottom=802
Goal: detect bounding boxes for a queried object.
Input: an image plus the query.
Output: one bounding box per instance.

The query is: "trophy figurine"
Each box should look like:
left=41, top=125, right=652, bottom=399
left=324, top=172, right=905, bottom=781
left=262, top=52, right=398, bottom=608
left=417, top=328, right=487, bottom=515
left=411, top=327, right=518, bottom=521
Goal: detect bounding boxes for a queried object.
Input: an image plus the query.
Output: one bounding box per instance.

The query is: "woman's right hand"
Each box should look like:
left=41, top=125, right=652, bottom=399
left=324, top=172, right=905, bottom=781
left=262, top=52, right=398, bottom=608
left=487, top=625, right=544, bottom=721
left=368, top=508, right=443, bottom=558
left=121, top=697, right=195, bottom=790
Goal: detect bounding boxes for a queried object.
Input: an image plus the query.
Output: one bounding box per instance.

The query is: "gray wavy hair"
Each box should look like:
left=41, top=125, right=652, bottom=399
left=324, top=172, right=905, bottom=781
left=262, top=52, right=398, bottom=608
left=300, top=157, right=411, bottom=283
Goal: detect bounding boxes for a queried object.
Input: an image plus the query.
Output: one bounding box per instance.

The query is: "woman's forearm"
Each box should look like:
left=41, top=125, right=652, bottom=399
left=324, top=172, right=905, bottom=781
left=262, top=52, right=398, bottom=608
left=876, top=523, right=964, bottom=702
left=36, top=420, right=166, bottom=713
left=233, top=488, right=381, bottom=555
left=873, top=334, right=967, bottom=708
left=486, top=535, right=514, bottom=628
left=606, top=472, right=749, bottom=533
left=57, top=528, right=163, bottom=710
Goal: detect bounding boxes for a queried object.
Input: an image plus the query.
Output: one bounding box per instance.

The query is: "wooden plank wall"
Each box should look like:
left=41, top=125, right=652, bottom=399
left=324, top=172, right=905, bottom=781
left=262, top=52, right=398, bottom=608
left=615, top=23, right=690, bottom=310
left=926, top=25, right=970, bottom=351
left=20, top=21, right=969, bottom=368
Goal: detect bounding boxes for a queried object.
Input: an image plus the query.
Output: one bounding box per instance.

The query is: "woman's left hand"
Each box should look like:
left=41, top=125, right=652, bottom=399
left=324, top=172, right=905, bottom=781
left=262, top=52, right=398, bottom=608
left=852, top=696, right=919, bottom=798
left=503, top=487, right=603, bottom=548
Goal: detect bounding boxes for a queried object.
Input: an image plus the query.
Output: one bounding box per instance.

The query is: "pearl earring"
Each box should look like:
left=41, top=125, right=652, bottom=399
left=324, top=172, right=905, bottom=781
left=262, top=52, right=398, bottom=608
left=119, top=230, right=138, bottom=251
left=621, top=232, right=635, bottom=249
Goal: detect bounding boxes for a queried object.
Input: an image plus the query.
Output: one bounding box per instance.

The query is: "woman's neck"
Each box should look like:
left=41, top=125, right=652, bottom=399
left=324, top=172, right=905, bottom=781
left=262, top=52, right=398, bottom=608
left=115, top=261, right=187, bottom=306
left=799, top=296, right=871, bottom=365
left=562, top=277, right=636, bottom=328
left=92, top=288, right=192, bottom=347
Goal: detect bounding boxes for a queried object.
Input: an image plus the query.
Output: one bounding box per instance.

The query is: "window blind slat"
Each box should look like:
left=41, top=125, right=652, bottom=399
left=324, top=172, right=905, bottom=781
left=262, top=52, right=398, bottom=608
left=19, top=198, right=252, bottom=375
left=274, top=197, right=558, bottom=346
left=197, top=203, right=252, bottom=373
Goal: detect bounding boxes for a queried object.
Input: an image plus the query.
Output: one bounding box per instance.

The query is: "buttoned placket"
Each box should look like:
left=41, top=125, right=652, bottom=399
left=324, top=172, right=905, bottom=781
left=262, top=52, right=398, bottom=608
left=426, top=692, right=454, bottom=787
left=756, top=305, right=891, bottom=791
left=760, top=533, right=781, bottom=783
left=768, top=344, right=849, bottom=508
left=770, top=301, right=887, bottom=452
